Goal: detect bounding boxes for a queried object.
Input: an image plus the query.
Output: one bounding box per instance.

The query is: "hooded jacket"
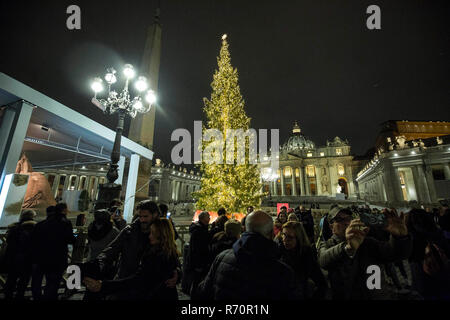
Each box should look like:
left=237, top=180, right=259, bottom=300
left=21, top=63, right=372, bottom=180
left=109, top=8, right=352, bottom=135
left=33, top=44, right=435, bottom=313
left=197, top=232, right=302, bottom=300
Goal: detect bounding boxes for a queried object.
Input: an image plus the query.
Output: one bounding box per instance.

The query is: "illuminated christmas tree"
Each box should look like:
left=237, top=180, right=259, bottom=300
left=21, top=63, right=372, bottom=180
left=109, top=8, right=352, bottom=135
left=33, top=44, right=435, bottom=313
left=193, top=35, right=264, bottom=213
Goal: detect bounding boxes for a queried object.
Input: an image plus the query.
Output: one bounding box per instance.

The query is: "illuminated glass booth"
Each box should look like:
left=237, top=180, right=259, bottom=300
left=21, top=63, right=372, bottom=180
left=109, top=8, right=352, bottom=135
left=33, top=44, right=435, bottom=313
left=0, top=73, right=154, bottom=223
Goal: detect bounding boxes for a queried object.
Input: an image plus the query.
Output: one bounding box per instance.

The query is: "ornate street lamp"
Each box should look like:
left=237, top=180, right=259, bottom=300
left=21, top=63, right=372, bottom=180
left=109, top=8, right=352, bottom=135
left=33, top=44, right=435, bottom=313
left=90, top=64, right=157, bottom=209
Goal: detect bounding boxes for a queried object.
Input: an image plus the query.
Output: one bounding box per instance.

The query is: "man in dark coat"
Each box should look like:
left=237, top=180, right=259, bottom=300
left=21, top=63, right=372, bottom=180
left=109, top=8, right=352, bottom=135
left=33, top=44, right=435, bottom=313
left=31, top=204, right=76, bottom=300
left=87, top=200, right=179, bottom=299
left=187, top=211, right=211, bottom=296
left=317, top=207, right=412, bottom=300
left=4, top=210, right=37, bottom=300
left=297, top=206, right=315, bottom=243
left=196, top=211, right=302, bottom=300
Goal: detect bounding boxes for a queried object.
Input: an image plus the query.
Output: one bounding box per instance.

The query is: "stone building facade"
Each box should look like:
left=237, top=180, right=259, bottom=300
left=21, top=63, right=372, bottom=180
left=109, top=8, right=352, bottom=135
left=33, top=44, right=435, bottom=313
left=148, top=159, right=201, bottom=204
left=260, top=122, right=364, bottom=203
left=40, top=166, right=107, bottom=204
left=356, top=134, right=450, bottom=206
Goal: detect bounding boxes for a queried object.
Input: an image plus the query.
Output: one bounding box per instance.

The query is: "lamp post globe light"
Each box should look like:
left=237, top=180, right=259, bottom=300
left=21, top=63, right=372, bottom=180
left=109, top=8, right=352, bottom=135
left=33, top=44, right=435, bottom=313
left=90, top=64, right=157, bottom=210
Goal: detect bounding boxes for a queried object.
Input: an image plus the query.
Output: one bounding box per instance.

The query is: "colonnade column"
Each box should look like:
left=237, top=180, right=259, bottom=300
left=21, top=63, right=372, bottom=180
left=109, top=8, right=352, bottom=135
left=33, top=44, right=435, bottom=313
left=52, top=174, right=61, bottom=198
left=299, top=167, right=305, bottom=196
left=291, top=169, right=297, bottom=196
left=315, top=166, right=322, bottom=196
left=280, top=168, right=286, bottom=196
left=392, top=167, right=404, bottom=203
left=444, top=163, right=450, bottom=180
left=424, top=165, right=438, bottom=203
left=303, top=167, right=311, bottom=196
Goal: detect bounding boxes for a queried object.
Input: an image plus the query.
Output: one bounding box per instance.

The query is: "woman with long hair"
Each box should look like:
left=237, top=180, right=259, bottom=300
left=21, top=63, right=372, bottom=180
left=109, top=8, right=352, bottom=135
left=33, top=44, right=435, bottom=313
left=84, top=218, right=180, bottom=300
left=276, top=221, right=328, bottom=299
left=273, top=211, right=288, bottom=237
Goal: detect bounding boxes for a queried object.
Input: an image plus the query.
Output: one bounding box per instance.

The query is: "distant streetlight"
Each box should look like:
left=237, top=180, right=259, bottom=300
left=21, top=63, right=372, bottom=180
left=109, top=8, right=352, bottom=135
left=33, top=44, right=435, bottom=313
left=90, top=64, right=157, bottom=209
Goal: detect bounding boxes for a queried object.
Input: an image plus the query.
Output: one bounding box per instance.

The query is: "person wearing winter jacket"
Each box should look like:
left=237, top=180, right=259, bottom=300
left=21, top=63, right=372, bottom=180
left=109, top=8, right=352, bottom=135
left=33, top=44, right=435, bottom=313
left=274, top=210, right=288, bottom=237
left=187, top=211, right=211, bottom=297
left=87, top=209, right=120, bottom=261
left=84, top=218, right=180, bottom=300
left=4, top=210, right=37, bottom=300
left=297, top=206, right=315, bottom=244
left=277, top=221, right=328, bottom=299
left=317, top=207, right=412, bottom=300
left=209, top=219, right=242, bottom=260
left=85, top=200, right=179, bottom=299
left=196, top=211, right=302, bottom=300
left=31, top=204, right=76, bottom=300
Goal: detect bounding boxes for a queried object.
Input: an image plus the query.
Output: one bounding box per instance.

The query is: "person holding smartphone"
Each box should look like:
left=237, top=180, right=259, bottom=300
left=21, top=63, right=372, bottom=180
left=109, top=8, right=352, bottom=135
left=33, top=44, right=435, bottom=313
left=317, top=206, right=412, bottom=300
left=109, top=199, right=127, bottom=231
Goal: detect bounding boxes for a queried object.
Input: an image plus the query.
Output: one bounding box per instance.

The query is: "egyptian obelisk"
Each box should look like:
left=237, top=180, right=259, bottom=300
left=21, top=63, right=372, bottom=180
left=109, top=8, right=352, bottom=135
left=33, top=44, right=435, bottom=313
left=128, top=7, right=162, bottom=200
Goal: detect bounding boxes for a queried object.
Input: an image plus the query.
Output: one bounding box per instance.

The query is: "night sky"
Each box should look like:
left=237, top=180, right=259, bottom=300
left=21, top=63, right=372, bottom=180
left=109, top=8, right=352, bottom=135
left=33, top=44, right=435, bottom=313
left=1, top=0, right=449, bottom=165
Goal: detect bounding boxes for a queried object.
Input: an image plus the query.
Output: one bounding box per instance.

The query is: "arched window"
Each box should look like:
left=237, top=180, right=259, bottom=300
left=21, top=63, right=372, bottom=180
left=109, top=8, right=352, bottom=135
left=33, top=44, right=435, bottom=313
left=306, top=165, right=315, bottom=177
left=337, top=164, right=345, bottom=176
left=79, top=176, right=86, bottom=190
left=283, top=167, right=292, bottom=178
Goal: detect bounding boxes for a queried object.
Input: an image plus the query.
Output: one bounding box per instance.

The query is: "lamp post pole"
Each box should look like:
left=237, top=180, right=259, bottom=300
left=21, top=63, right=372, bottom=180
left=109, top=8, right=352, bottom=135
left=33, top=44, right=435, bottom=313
left=90, top=65, right=156, bottom=210
left=107, top=110, right=125, bottom=184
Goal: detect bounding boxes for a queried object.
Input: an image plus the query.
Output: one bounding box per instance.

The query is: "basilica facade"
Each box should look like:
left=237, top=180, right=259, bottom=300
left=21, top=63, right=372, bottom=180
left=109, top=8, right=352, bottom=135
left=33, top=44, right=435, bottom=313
left=259, top=122, right=364, bottom=203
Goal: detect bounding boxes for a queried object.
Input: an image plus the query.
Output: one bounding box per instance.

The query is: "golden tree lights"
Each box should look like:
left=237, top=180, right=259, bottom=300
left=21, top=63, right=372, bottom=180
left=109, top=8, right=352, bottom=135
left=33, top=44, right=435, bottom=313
left=192, top=35, right=264, bottom=213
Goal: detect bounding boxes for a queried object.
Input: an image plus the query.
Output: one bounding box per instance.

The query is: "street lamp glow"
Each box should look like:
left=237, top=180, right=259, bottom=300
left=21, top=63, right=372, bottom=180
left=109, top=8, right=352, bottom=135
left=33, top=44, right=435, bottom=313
left=91, top=77, right=104, bottom=93
left=105, top=72, right=117, bottom=85
left=123, top=64, right=135, bottom=79
left=145, top=90, right=157, bottom=104
left=135, top=76, right=148, bottom=92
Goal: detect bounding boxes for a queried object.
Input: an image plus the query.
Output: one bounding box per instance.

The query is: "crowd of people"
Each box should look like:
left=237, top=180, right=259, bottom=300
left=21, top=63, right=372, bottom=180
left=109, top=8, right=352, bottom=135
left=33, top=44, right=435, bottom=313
left=185, top=204, right=450, bottom=300
left=1, top=199, right=449, bottom=300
